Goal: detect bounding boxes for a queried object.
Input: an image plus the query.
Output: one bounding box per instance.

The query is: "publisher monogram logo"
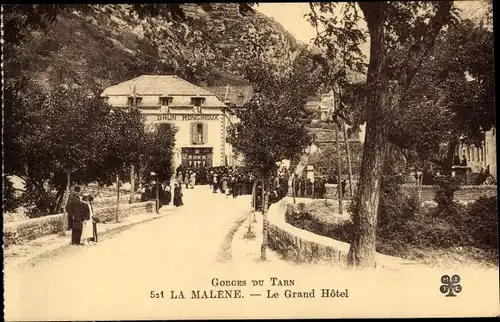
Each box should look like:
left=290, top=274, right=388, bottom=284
left=440, top=275, right=462, bottom=297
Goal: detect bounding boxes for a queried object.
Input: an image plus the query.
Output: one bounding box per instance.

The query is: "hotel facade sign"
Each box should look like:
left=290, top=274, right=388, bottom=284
left=142, top=114, right=221, bottom=122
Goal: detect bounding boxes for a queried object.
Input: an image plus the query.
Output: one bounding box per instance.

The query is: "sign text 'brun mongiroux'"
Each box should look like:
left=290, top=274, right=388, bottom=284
left=142, top=114, right=221, bottom=122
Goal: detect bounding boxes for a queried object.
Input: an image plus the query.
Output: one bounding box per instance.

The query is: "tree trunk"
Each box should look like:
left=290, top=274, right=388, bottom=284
left=116, top=174, right=120, bottom=223
left=292, top=175, right=296, bottom=204
left=336, top=123, right=343, bottom=214
left=348, top=1, right=453, bottom=269
left=60, top=170, right=70, bottom=235
left=53, top=185, right=66, bottom=214
left=343, top=120, right=354, bottom=198
left=156, top=179, right=160, bottom=214
left=348, top=4, right=389, bottom=268
left=261, top=179, right=269, bottom=260
left=443, top=138, right=459, bottom=176
left=252, top=179, right=258, bottom=223
left=130, top=164, right=135, bottom=204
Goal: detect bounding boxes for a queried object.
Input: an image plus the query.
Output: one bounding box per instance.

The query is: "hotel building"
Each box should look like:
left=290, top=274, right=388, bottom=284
left=101, top=75, right=250, bottom=168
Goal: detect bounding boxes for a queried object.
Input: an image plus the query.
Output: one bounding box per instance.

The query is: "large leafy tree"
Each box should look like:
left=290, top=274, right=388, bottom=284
left=4, top=83, right=146, bottom=215
left=390, top=19, right=494, bottom=173
left=229, top=49, right=322, bottom=259
left=309, top=1, right=457, bottom=267
left=141, top=124, right=177, bottom=183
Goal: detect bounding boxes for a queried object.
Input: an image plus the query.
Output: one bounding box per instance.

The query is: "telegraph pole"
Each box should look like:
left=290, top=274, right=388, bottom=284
left=222, top=85, right=230, bottom=166
left=331, top=89, right=343, bottom=214
left=130, top=85, right=136, bottom=204
left=342, top=120, right=354, bottom=199
left=336, top=121, right=343, bottom=214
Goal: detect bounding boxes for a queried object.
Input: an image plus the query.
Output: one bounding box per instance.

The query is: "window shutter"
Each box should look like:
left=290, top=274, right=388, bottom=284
left=203, top=123, right=208, bottom=144
left=190, top=123, right=196, bottom=144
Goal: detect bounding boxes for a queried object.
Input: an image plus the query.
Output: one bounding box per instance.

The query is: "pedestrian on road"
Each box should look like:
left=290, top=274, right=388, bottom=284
left=164, top=185, right=172, bottom=206
left=65, top=186, right=86, bottom=245
left=341, top=179, right=347, bottom=197
left=305, top=178, right=313, bottom=198
left=190, top=172, right=196, bottom=189
left=300, top=179, right=306, bottom=197
left=81, top=195, right=95, bottom=245
left=184, top=172, right=190, bottom=189
left=212, top=174, right=218, bottom=193
left=177, top=172, right=183, bottom=186
left=173, top=183, right=183, bottom=207
left=139, top=184, right=147, bottom=202
left=319, top=177, right=326, bottom=198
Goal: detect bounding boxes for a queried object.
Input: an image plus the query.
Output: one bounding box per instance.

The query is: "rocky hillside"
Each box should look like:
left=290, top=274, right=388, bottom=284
left=11, top=4, right=306, bottom=91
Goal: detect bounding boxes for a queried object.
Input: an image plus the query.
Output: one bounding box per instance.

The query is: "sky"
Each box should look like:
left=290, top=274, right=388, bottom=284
left=256, top=1, right=490, bottom=46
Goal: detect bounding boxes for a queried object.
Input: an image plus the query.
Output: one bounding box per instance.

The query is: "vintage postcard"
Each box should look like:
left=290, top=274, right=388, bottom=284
left=3, top=2, right=498, bottom=320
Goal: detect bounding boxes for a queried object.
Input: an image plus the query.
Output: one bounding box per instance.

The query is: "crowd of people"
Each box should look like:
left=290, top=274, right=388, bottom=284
left=63, top=165, right=348, bottom=247
left=291, top=176, right=347, bottom=198
left=139, top=180, right=183, bottom=209
left=137, top=165, right=294, bottom=210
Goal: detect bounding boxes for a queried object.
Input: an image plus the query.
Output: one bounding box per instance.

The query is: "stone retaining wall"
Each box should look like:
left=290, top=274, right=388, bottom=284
left=400, top=184, right=497, bottom=201
left=289, top=184, right=496, bottom=202
left=3, top=201, right=155, bottom=248
left=92, top=194, right=141, bottom=208
left=266, top=197, right=417, bottom=270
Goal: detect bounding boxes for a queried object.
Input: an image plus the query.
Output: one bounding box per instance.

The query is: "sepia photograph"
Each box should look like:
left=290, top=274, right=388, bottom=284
left=2, top=1, right=498, bottom=320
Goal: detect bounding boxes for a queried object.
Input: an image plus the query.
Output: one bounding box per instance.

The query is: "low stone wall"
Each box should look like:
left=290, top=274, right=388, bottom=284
left=92, top=194, right=141, bottom=208
left=400, top=184, right=497, bottom=201
left=289, top=183, right=496, bottom=202
left=266, top=197, right=416, bottom=270
left=3, top=201, right=155, bottom=248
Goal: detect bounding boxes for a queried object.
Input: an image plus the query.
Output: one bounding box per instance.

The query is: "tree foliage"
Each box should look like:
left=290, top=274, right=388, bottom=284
left=4, top=83, right=147, bottom=215
left=142, top=124, right=177, bottom=183
left=229, top=50, right=322, bottom=179
left=308, top=1, right=456, bottom=267
left=389, top=19, right=494, bottom=170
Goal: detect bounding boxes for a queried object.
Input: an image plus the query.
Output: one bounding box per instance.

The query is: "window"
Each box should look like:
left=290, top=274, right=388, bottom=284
left=191, top=97, right=205, bottom=113
left=191, top=97, right=205, bottom=107
left=236, top=93, right=244, bottom=104
left=128, top=97, right=142, bottom=106
left=191, top=123, right=208, bottom=145
left=159, top=97, right=172, bottom=106
left=197, top=124, right=203, bottom=144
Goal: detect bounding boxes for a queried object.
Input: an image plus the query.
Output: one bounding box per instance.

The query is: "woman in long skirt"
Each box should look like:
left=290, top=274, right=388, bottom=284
left=81, top=195, right=95, bottom=245
left=173, top=183, right=183, bottom=207
left=164, top=185, right=172, bottom=205
left=190, top=172, right=196, bottom=189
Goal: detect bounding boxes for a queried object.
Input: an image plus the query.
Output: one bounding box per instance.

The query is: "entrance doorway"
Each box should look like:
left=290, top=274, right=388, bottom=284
left=182, top=147, right=213, bottom=167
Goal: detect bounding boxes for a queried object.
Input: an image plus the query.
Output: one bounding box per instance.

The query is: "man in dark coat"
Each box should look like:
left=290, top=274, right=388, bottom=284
left=341, top=179, right=347, bottom=197
left=173, top=183, right=183, bottom=207
left=313, top=179, right=321, bottom=199
left=320, top=178, right=327, bottom=198
left=300, top=179, right=306, bottom=197
left=65, top=186, right=86, bottom=245
left=305, top=178, right=313, bottom=197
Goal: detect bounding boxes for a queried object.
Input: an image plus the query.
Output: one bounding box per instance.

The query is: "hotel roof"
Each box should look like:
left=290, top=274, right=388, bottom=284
left=101, top=75, right=217, bottom=97
left=204, top=85, right=254, bottom=107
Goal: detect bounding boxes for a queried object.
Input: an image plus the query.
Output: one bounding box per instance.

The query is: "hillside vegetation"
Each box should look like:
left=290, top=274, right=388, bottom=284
left=7, top=3, right=306, bottom=92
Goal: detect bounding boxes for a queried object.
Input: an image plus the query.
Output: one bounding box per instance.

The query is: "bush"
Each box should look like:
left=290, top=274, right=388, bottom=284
left=286, top=177, right=498, bottom=262
left=20, top=187, right=58, bottom=218
left=433, top=176, right=461, bottom=216
left=3, top=176, right=21, bottom=213
left=377, top=175, right=418, bottom=238
left=463, top=197, right=498, bottom=251
left=285, top=203, right=353, bottom=243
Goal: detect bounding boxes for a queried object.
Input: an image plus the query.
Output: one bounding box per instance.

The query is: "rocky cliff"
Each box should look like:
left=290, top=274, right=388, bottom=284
left=10, top=4, right=306, bottom=91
